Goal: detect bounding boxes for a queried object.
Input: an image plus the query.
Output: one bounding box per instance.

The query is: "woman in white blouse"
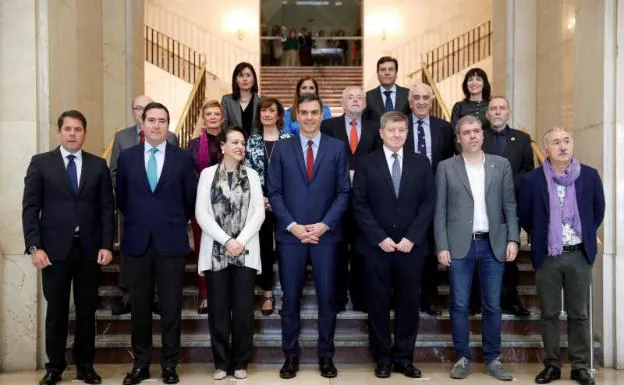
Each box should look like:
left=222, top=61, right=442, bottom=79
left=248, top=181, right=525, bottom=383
left=195, top=126, right=265, bottom=380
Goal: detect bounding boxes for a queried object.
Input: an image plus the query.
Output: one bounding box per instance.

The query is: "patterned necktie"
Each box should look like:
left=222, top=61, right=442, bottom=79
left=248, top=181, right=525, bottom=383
left=139, top=130, right=145, bottom=144
left=66, top=155, right=78, bottom=193
left=349, top=119, right=359, bottom=154
left=417, top=119, right=426, bottom=156
left=147, top=147, right=159, bottom=192
left=391, top=153, right=401, bottom=197
left=383, top=90, right=393, bottom=111
left=306, top=140, right=314, bottom=182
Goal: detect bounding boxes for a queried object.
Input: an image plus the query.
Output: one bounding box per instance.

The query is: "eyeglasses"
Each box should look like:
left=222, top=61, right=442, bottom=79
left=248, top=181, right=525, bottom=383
left=132, top=106, right=145, bottom=111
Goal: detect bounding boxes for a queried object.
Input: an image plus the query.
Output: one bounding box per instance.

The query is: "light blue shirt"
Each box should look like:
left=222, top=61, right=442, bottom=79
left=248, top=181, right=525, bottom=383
left=379, top=84, right=397, bottom=109
left=144, top=141, right=167, bottom=181
left=412, top=114, right=432, bottom=161
left=344, top=115, right=362, bottom=143
left=283, top=105, right=333, bottom=135
left=300, top=132, right=321, bottom=164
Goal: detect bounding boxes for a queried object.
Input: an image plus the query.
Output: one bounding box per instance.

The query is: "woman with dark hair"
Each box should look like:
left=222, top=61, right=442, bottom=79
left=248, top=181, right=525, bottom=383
left=282, top=76, right=332, bottom=134
left=195, top=126, right=265, bottom=380
left=187, top=100, right=224, bottom=314
left=450, top=67, right=492, bottom=129
left=244, top=97, right=292, bottom=316
left=221, top=62, right=261, bottom=136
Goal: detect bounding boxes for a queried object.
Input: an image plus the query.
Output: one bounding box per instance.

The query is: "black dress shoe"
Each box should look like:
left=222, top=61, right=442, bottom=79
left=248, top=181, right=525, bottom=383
left=374, top=362, right=391, bottom=378
left=502, top=302, right=531, bottom=317
left=535, top=365, right=561, bottom=384
left=279, top=357, right=299, bottom=379
left=162, top=367, right=179, bottom=384
left=152, top=302, right=160, bottom=315
left=123, top=367, right=150, bottom=385
left=571, top=368, right=595, bottom=385
left=39, top=369, right=62, bottom=385
left=393, top=363, right=422, bottom=378
left=111, top=300, right=131, bottom=315
left=77, top=367, right=102, bottom=384
left=421, top=304, right=442, bottom=316
left=319, top=357, right=338, bottom=378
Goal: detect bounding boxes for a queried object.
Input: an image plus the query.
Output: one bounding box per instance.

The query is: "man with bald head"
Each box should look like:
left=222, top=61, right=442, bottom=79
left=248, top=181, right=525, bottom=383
left=406, top=83, right=456, bottom=316
left=109, top=95, right=179, bottom=315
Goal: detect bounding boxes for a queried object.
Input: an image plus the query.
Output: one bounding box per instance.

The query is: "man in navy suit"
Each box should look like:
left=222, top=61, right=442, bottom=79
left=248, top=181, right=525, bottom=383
left=116, top=102, right=198, bottom=385
left=519, top=127, right=604, bottom=385
left=268, top=93, right=350, bottom=379
left=352, top=111, right=434, bottom=378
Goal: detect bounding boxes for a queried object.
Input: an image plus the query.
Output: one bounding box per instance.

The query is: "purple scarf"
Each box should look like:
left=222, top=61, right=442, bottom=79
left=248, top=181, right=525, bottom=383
left=196, top=130, right=210, bottom=171
left=543, top=157, right=582, bottom=255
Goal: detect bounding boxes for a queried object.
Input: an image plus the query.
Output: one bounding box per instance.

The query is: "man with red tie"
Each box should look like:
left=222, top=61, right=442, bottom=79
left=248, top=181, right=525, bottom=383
left=268, top=93, right=351, bottom=379
left=321, top=86, right=381, bottom=312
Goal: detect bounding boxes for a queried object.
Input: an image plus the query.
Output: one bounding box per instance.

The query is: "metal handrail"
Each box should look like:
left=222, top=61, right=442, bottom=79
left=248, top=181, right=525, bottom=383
left=174, top=63, right=208, bottom=149
left=420, top=62, right=451, bottom=121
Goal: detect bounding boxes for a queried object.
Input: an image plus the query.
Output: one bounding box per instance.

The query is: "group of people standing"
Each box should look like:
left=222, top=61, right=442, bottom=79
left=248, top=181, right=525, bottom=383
left=23, top=56, right=603, bottom=385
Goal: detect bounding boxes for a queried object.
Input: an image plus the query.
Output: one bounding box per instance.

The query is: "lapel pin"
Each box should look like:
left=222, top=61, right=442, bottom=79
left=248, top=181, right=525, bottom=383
left=511, top=137, right=516, bottom=142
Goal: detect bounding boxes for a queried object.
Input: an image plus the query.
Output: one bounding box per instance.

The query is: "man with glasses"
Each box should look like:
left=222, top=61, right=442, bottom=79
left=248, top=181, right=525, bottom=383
left=109, top=95, right=179, bottom=315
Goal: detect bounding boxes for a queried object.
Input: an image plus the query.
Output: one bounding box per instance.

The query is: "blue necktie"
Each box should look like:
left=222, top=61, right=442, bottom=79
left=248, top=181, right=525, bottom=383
left=147, top=147, right=159, bottom=192
left=67, top=155, right=78, bottom=193
left=416, top=119, right=426, bottom=156
left=391, top=153, right=401, bottom=197
left=383, top=90, right=393, bottom=111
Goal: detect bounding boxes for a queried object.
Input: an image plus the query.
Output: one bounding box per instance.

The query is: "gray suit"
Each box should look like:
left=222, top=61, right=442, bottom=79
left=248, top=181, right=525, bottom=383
left=109, top=125, right=179, bottom=187
left=220, top=93, right=260, bottom=135
left=434, top=154, right=519, bottom=261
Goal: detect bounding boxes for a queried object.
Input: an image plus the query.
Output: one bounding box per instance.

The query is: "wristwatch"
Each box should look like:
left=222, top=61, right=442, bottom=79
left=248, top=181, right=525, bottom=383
left=28, top=246, right=38, bottom=255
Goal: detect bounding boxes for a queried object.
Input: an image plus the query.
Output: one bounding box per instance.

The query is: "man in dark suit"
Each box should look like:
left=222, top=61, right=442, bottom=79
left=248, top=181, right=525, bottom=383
left=268, top=94, right=350, bottom=379
left=22, top=110, right=115, bottom=385
left=321, top=85, right=380, bottom=312
left=483, top=95, right=534, bottom=317
left=405, top=83, right=456, bottom=316
left=519, top=128, right=604, bottom=385
left=110, top=95, right=178, bottom=316
left=352, top=111, right=434, bottom=378
left=116, top=102, right=197, bottom=385
left=363, top=56, right=411, bottom=124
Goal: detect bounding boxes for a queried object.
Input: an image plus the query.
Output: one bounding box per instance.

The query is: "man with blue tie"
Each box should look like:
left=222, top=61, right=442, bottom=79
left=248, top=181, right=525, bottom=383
left=268, top=93, right=351, bottom=379
left=405, top=83, right=456, bottom=316
left=116, top=102, right=198, bottom=385
left=363, top=57, right=411, bottom=124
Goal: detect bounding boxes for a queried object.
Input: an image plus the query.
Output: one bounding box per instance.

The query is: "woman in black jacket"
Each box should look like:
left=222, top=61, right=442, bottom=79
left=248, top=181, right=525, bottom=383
left=450, top=67, right=491, bottom=129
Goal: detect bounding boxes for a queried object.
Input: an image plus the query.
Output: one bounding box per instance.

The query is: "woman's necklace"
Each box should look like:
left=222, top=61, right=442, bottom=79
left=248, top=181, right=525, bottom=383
left=264, top=133, right=279, bottom=165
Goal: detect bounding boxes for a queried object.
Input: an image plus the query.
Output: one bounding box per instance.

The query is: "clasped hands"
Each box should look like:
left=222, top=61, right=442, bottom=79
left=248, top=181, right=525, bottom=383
left=31, top=248, right=112, bottom=270
left=291, top=223, right=328, bottom=244
left=224, top=238, right=246, bottom=257
left=378, top=237, right=414, bottom=253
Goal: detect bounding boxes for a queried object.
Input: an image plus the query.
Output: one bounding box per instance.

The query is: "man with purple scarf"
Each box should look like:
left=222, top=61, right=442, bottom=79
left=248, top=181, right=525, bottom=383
left=519, top=127, right=604, bottom=385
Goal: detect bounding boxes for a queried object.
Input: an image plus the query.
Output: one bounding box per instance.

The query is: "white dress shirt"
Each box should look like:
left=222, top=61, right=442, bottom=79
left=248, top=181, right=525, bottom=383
left=379, top=84, right=397, bottom=109
left=412, top=114, right=432, bottom=160
left=464, top=154, right=489, bottom=232
left=383, top=145, right=403, bottom=175
left=344, top=115, right=362, bottom=143
left=60, top=146, right=83, bottom=188
left=144, top=141, right=167, bottom=181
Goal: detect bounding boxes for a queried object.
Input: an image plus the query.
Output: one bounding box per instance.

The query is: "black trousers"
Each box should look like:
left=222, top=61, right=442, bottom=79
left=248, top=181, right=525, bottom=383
left=336, top=211, right=365, bottom=309
left=364, top=249, right=425, bottom=365
left=125, top=239, right=185, bottom=369
left=206, top=265, right=256, bottom=371
left=420, top=232, right=440, bottom=309
left=42, top=237, right=99, bottom=371
left=257, top=210, right=275, bottom=292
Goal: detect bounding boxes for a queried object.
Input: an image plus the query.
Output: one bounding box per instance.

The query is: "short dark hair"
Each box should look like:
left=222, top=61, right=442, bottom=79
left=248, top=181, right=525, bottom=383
left=376, top=56, right=398, bottom=72
left=295, top=93, right=323, bottom=110
left=256, top=97, right=285, bottom=130
left=57, top=110, right=87, bottom=131
left=231, top=62, right=259, bottom=100
left=219, top=126, right=248, bottom=145
left=142, top=102, right=170, bottom=123
left=462, top=67, right=491, bottom=101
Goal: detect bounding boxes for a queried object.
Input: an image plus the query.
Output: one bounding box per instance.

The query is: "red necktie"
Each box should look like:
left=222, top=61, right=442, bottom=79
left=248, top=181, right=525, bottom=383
left=139, top=130, right=145, bottom=144
left=349, top=120, right=359, bottom=154
left=306, top=140, right=314, bottom=182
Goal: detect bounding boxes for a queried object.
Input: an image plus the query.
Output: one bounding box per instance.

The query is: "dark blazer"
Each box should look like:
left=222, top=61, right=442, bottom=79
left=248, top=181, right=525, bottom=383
left=482, top=126, right=534, bottom=192
left=22, top=147, right=115, bottom=260
left=221, top=93, right=261, bottom=135
left=363, top=85, right=411, bottom=124
left=405, top=114, right=456, bottom=173
left=320, top=114, right=381, bottom=170
left=267, top=134, right=351, bottom=244
left=115, top=143, right=198, bottom=256
left=518, top=164, right=605, bottom=269
left=352, top=149, right=435, bottom=257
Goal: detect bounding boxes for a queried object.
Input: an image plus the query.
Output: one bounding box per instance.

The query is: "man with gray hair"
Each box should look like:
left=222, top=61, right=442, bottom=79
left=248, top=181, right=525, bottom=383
left=519, top=128, right=604, bottom=385
left=321, top=85, right=381, bottom=312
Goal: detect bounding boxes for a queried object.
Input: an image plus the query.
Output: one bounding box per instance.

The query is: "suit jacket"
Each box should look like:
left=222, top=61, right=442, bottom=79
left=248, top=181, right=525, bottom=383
left=434, top=154, right=520, bottom=261
left=320, top=114, right=381, bottom=170
left=22, top=147, right=115, bottom=260
left=115, top=143, right=198, bottom=256
left=221, top=93, right=261, bottom=135
left=244, top=130, right=292, bottom=188
left=110, top=125, right=179, bottom=187
left=482, top=126, right=534, bottom=192
left=352, top=149, right=435, bottom=257
left=405, top=114, right=456, bottom=173
left=518, top=164, right=605, bottom=269
left=363, top=85, right=411, bottom=124
left=267, top=134, right=351, bottom=244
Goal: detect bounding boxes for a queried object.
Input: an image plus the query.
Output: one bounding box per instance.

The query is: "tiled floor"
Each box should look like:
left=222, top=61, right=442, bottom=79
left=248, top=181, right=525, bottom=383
left=0, top=364, right=621, bottom=384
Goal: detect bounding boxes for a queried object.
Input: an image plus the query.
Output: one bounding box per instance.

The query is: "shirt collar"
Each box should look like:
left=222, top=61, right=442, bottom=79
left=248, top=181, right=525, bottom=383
left=60, top=146, right=82, bottom=160
left=379, top=84, right=397, bottom=94
left=412, top=114, right=430, bottom=125
left=145, top=140, right=167, bottom=154
left=300, top=132, right=321, bottom=147
left=462, top=152, right=486, bottom=166
left=383, top=145, right=403, bottom=160
left=135, top=125, right=142, bottom=135
left=344, top=115, right=361, bottom=126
